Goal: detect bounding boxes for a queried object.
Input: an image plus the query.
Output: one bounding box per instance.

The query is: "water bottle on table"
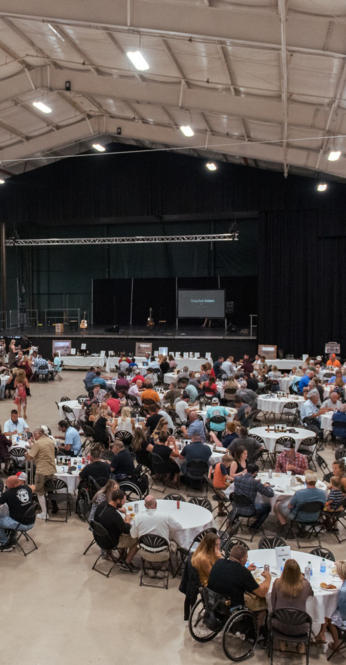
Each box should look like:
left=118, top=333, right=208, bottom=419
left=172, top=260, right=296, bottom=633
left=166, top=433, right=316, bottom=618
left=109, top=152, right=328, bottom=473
left=320, top=558, right=326, bottom=574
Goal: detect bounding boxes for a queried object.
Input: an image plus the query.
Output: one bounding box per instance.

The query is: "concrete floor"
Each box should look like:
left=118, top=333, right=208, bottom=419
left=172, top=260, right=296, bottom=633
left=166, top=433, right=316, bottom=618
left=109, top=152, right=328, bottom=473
left=0, top=371, right=343, bottom=665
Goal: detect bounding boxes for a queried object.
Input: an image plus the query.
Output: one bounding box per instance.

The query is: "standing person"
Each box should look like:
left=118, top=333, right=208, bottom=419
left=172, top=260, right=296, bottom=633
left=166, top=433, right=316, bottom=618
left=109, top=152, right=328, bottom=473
left=13, top=369, right=29, bottom=420
left=25, top=427, right=57, bottom=520
left=8, top=339, right=17, bottom=366
left=271, top=559, right=313, bottom=653
left=0, top=337, right=6, bottom=364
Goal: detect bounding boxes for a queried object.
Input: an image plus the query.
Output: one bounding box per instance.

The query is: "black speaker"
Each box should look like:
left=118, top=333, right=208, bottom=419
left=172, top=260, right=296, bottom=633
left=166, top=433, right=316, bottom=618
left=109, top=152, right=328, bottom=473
left=104, top=325, right=119, bottom=333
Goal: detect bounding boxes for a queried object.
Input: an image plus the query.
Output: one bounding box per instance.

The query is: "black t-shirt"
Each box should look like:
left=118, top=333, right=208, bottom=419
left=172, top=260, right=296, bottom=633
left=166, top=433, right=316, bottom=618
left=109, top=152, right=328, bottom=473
left=160, top=361, right=169, bottom=374
left=152, top=443, right=171, bottom=461
left=146, top=414, right=161, bottom=434
left=93, top=417, right=109, bottom=443
left=110, top=449, right=135, bottom=476
left=246, top=377, right=259, bottom=392
left=0, top=485, right=34, bottom=524
left=208, top=559, right=259, bottom=607
left=94, top=502, right=131, bottom=546
left=79, top=460, right=111, bottom=482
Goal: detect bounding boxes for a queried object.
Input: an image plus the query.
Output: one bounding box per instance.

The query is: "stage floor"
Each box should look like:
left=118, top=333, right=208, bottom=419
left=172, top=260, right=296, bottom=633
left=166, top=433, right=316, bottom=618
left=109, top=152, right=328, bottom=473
left=3, top=323, right=255, bottom=340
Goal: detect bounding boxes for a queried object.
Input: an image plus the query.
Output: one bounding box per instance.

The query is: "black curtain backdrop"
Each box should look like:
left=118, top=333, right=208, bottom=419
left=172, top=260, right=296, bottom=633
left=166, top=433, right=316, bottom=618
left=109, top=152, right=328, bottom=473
left=93, top=279, right=132, bottom=325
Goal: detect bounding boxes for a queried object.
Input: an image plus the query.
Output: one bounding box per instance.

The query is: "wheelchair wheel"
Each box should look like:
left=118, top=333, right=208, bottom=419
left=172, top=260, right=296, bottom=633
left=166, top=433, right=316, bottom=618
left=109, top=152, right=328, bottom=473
left=189, top=599, right=220, bottom=643
left=222, top=609, right=257, bottom=661
left=76, top=488, right=91, bottom=522
left=118, top=481, right=142, bottom=503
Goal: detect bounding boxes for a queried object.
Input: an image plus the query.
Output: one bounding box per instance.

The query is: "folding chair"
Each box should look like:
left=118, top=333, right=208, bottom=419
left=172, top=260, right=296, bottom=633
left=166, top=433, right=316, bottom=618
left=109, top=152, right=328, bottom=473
left=62, top=404, right=78, bottom=428
left=138, top=534, right=173, bottom=589
left=309, top=546, right=335, bottom=561
left=60, top=396, right=71, bottom=402
left=258, top=535, right=287, bottom=549
left=297, top=436, right=317, bottom=470
left=164, top=493, right=186, bottom=502
left=230, top=493, right=261, bottom=542
left=288, top=500, right=325, bottom=549
left=319, top=497, right=346, bottom=544
left=250, top=433, right=270, bottom=468
left=114, top=430, right=133, bottom=448
left=175, top=527, right=217, bottom=577
left=327, top=625, right=346, bottom=661
left=223, top=537, right=250, bottom=558
left=10, top=504, right=38, bottom=556
left=272, top=436, right=295, bottom=467
left=148, top=452, right=169, bottom=493
left=89, top=520, right=131, bottom=577
left=268, top=609, right=312, bottom=664
left=44, top=477, right=71, bottom=522
left=184, top=459, right=209, bottom=496
left=281, top=401, right=300, bottom=425
left=188, top=497, right=212, bottom=511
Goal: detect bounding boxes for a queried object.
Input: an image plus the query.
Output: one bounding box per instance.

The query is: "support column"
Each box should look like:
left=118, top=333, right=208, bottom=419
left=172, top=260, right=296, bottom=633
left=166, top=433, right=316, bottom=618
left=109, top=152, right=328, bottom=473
left=0, top=223, right=6, bottom=313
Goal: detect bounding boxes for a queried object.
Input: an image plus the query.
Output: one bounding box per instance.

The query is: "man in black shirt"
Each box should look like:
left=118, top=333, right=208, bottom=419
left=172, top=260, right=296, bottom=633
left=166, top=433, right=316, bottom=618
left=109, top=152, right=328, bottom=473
left=94, top=489, right=139, bottom=571
left=180, top=434, right=212, bottom=476
left=208, top=544, right=271, bottom=608
left=0, top=474, right=36, bottom=551
left=145, top=405, right=161, bottom=435
left=213, top=356, right=224, bottom=379
left=79, top=446, right=111, bottom=483
left=110, top=441, right=135, bottom=479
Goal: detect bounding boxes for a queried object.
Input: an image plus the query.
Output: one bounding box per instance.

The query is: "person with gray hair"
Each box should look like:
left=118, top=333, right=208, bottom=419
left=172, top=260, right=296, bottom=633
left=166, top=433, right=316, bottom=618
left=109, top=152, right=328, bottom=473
left=25, top=426, right=57, bottom=520
left=299, top=390, right=328, bottom=438
left=235, top=382, right=258, bottom=409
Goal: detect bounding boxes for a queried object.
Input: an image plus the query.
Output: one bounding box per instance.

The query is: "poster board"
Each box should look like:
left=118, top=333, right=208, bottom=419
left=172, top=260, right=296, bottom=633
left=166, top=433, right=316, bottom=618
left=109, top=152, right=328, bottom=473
left=135, top=342, right=152, bottom=356
left=325, top=342, right=340, bottom=354
left=52, top=340, right=72, bottom=356
left=258, top=344, right=277, bottom=360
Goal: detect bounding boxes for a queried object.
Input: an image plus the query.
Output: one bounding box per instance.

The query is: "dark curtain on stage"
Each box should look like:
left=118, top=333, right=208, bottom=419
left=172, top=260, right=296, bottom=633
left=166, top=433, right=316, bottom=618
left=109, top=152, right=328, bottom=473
left=258, top=209, right=346, bottom=356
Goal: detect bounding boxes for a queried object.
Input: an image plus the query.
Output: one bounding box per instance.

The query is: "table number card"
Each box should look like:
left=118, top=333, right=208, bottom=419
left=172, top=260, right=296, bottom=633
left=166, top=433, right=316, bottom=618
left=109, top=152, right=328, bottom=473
left=275, top=545, right=291, bottom=571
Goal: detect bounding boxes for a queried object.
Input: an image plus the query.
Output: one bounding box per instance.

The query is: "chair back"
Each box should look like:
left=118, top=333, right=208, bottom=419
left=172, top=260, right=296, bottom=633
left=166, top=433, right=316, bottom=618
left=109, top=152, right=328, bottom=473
left=188, top=497, right=212, bottom=511
left=298, top=436, right=316, bottom=449
left=44, top=477, right=68, bottom=492
left=164, top=493, right=186, bottom=502
left=90, top=519, right=117, bottom=550
left=149, top=452, right=166, bottom=474
left=138, top=534, right=169, bottom=553
left=142, top=398, right=156, bottom=408
left=223, top=537, right=250, bottom=558
left=115, top=430, right=133, bottom=446
left=309, top=547, right=335, bottom=561
left=295, top=500, right=325, bottom=522
left=89, top=476, right=110, bottom=492
left=19, top=503, right=37, bottom=526
left=282, top=402, right=299, bottom=410
left=185, top=458, right=209, bottom=479
left=323, top=372, right=334, bottom=379
left=60, top=396, right=71, bottom=402
left=10, top=447, right=27, bottom=458
left=210, top=415, right=227, bottom=426
left=62, top=405, right=74, bottom=414
left=250, top=434, right=265, bottom=445
left=269, top=608, right=312, bottom=633
left=224, top=388, right=237, bottom=398
left=191, top=527, right=217, bottom=548
left=233, top=493, right=254, bottom=508
left=258, top=535, right=287, bottom=549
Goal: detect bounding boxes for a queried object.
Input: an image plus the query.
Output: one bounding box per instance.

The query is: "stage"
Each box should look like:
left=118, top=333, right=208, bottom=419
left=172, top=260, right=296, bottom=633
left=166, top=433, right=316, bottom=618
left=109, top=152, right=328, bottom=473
left=3, top=324, right=257, bottom=362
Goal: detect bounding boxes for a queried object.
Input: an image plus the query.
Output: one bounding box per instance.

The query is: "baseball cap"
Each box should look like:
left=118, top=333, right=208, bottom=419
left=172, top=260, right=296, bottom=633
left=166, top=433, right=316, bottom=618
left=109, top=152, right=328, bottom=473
left=16, top=471, right=27, bottom=481
left=212, top=397, right=219, bottom=403
left=283, top=441, right=293, bottom=450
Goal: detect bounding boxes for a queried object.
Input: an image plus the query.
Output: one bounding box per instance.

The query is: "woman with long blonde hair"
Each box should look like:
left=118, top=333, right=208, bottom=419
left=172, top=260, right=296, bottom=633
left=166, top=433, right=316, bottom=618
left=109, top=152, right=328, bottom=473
left=14, top=368, right=29, bottom=419
left=114, top=406, right=135, bottom=435
left=271, top=559, right=313, bottom=652
left=191, top=532, right=222, bottom=586
left=89, top=478, right=119, bottom=521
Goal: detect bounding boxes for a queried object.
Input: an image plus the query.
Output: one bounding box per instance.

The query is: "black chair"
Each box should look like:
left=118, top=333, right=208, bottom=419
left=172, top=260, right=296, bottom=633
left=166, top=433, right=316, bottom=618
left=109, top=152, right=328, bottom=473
left=175, top=527, right=217, bottom=577
left=317, top=453, right=331, bottom=479
left=44, top=477, right=71, bottom=522
left=258, top=535, right=287, bottom=549
left=297, top=437, right=317, bottom=470
left=89, top=520, right=131, bottom=577
left=289, top=501, right=325, bottom=549
left=309, top=547, right=335, bottom=561
left=250, top=433, right=270, bottom=467
left=188, top=497, right=212, bottom=511
left=335, top=445, right=346, bottom=461
left=8, top=447, right=27, bottom=474
left=114, top=430, right=133, bottom=448
left=184, top=458, right=209, bottom=496
left=82, top=425, right=97, bottom=441
left=273, top=436, right=295, bottom=465
left=223, top=387, right=237, bottom=403
left=88, top=476, right=110, bottom=493
left=327, top=625, right=346, bottom=661
left=164, top=493, right=186, bottom=502
left=209, top=415, right=227, bottom=434
left=60, top=396, right=71, bottom=402
left=10, top=504, right=38, bottom=556
left=268, top=608, right=312, bottom=664
left=62, top=404, right=78, bottom=428
left=320, top=497, right=346, bottom=544
left=223, top=537, right=250, bottom=559
left=138, top=534, right=173, bottom=589
left=281, top=401, right=300, bottom=425
left=206, top=476, right=233, bottom=527
left=230, top=493, right=259, bottom=541
left=148, top=452, right=170, bottom=493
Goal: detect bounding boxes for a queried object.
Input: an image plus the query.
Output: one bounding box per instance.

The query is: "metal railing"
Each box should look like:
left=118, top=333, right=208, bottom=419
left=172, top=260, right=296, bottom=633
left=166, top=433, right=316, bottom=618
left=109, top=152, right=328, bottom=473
left=44, top=309, right=82, bottom=329
left=9, top=309, right=38, bottom=329
left=0, top=310, right=7, bottom=330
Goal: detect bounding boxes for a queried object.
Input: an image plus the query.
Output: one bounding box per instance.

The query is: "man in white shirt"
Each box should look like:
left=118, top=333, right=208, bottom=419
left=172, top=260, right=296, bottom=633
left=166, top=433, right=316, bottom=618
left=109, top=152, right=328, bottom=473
left=175, top=393, right=191, bottom=423
left=131, top=495, right=181, bottom=575
left=148, top=357, right=161, bottom=370
left=4, top=409, right=29, bottom=437
left=300, top=390, right=328, bottom=439
left=119, top=359, right=129, bottom=373
left=221, top=356, right=235, bottom=377
left=128, top=379, right=143, bottom=402
left=158, top=409, right=174, bottom=432
left=322, top=391, right=342, bottom=411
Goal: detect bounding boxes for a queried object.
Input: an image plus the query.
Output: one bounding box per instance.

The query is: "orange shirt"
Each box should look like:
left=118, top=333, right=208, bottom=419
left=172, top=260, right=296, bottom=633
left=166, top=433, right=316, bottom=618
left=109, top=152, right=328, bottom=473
left=213, top=462, right=228, bottom=489
left=141, top=389, right=161, bottom=403
left=327, top=359, right=341, bottom=367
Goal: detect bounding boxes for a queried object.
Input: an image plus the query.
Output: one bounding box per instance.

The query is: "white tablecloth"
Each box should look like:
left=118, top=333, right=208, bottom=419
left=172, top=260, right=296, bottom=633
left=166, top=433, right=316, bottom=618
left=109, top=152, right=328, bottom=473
left=249, top=426, right=316, bottom=453
left=58, top=400, right=84, bottom=421
left=321, top=411, right=333, bottom=432
left=252, top=472, right=326, bottom=511
left=268, top=359, right=305, bottom=370
left=258, top=395, right=305, bottom=415
left=106, top=356, right=147, bottom=371
left=127, top=499, right=215, bottom=549
left=247, top=549, right=339, bottom=629
left=277, top=377, right=292, bottom=391
left=55, top=461, right=85, bottom=492
left=61, top=355, right=105, bottom=368
left=106, top=357, right=211, bottom=372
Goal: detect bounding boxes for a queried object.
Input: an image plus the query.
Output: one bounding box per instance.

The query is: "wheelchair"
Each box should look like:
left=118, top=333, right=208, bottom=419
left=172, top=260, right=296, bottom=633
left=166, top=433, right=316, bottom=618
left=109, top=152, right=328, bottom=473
left=189, top=587, right=258, bottom=661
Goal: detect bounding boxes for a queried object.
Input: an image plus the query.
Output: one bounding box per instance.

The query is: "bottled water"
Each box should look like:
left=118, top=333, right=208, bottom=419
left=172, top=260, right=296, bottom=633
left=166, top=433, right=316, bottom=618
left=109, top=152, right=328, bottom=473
left=280, top=558, right=286, bottom=574
left=320, top=558, right=326, bottom=574
left=308, top=561, right=313, bottom=578
left=304, top=564, right=311, bottom=580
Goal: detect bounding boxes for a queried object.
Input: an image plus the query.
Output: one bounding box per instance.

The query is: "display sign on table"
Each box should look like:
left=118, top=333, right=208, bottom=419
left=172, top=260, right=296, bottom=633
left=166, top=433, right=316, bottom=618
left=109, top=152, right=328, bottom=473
left=325, top=342, right=340, bottom=354
left=135, top=342, right=152, bottom=356
left=52, top=340, right=72, bottom=355
left=275, top=545, right=291, bottom=571
left=159, top=347, right=168, bottom=356
left=258, top=344, right=277, bottom=359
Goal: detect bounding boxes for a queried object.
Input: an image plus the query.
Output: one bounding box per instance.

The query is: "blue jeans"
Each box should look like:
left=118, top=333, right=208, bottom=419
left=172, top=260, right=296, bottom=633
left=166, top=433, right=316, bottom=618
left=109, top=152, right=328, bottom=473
left=251, top=503, right=271, bottom=530
left=0, top=383, right=6, bottom=399
left=0, top=516, right=34, bottom=544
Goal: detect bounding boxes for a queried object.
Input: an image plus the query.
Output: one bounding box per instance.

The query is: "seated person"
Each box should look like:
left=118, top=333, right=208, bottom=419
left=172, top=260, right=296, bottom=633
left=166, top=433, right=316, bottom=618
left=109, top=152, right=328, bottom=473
left=84, top=367, right=96, bottom=390
left=175, top=393, right=193, bottom=423
left=227, top=425, right=263, bottom=462
left=3, top=409, right=29, bottom=437
left=145, top=405, right=162, bottom=436
left=152, top=431, right=181, bottom=485
left=323, top=476, right=344, bottom=513
left=163, top=383, right=181, bottom=408
left=274, top=471, right=326, bottom=530
left=131, top=428, right=153, bottom=467
left=0, top=473, right=36, bottom=551
left=79, top=445, right=111, bottom=483
left=105, top=392, right=121, bottom=415
left=315, top=560, right=346, bottom=650
left=94, top=488, right=139, bottom=571
left=92, top=371, right=108, bottom=389
left=151, top=417, right=170, bottom=445
left=235, top=382, right=258, bottom=408
left=209, top=454, right=233, bottom=511
left=271, top=559, right=313, bottom=653
left=110, top=440, right=135, bottom=480
left=115, top=372, right=130, bottom=392
left=211, top=421, right=239, bottom=449
left=332, top=404, right=346, bottom=443
left=322, top=391, right=342, bottom=411
left=300, top=390, right=328, bottom=431
left=233, top=398, right=252, bottom=427
left=328, top=370, right=346, bottom=385
left=326, top=353, right=341, bottom=368
left=275, top=439, right=309, bottom=475
left=141, top=383, right=161, bottom=405
left=202, top=377, right=219, bottom=399
left=128, top=380, right=143, bottom=403
left=230, top=446, right=248, bottom=479
left=184, top=382, right=199, bottom=403
left=191, top=532, right=222, bottom=586
left=0, top=425, right=11, bottom=466
left=93, top=384, right=107, bottom=404
left=92, top=408, right=113, bottom=448
left=206, top=399, right=229, bottom=440
left=180, top=433, right=212, bottom=475
left=56, top=419, right=81, bottom=456
left=181, top=411, right=206, bottom=442
left=232, top=464, right=274, bottom=533
left=208, top=544, right=271, bottom=624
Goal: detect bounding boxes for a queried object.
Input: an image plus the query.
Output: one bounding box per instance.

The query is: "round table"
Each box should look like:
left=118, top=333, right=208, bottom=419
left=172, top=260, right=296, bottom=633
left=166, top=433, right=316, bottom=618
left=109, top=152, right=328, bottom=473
left=247, top=548, right=340, bottom=632
left=126, top=499, right=215, bottom=549
left=249, top=426, right=316, bottom=453
left=277, top=377, right=292, bottom=392
left=252, top=472, right=326, bottom=512
left=55, top=461, right=85, bottom=493
left=257, top=395, right=305, bottom=415
left=58, top=400, right=83, bottom=421
left=320, top=411, right=334, bottom=432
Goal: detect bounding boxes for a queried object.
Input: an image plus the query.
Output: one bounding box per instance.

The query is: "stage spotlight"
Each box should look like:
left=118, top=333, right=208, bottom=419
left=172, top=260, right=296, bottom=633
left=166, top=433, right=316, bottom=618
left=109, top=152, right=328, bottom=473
left=206, top=162, right=217, bottom=171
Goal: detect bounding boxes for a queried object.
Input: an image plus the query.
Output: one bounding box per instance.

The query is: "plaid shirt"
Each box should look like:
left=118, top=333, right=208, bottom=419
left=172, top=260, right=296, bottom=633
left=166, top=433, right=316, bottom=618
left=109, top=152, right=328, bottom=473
left=275, top=451, right=308, bottom=475
left=233, top=473, right=274, bottom=515
left=34, top=357, right=49, bottom=373
left=95, top=389, right=107, bottom=403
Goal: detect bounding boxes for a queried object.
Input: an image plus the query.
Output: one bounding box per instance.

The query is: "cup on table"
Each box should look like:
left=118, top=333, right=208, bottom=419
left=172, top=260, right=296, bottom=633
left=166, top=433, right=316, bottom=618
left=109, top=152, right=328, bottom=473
left=264, top=564, right=270, bottom=573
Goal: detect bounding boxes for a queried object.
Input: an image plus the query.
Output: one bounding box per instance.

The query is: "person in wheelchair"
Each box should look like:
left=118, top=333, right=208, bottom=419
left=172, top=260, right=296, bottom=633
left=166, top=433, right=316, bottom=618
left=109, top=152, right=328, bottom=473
left=208, top=544, right=271, bottom=629
left=79, top=446, right=110, bottom=484
left=110, top=440, right=135, bottom=481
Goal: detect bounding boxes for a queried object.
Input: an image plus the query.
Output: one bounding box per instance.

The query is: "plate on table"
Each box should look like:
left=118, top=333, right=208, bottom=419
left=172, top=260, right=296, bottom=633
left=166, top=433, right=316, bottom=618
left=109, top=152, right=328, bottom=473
left=320, top=583, right=337, bottom=590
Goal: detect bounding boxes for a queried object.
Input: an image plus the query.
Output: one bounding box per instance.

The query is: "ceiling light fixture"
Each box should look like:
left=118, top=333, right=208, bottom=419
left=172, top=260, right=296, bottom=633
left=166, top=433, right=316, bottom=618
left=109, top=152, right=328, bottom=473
left=206, top=162, right=217, bottom=171
left=0, top=179, right=5, bottom=184
left=92, top=144, right=106, bottom=152
left=328, top=150, right=341, bottom=162
left=317, top=183, right=328, bottom=192
left=126, top=50, right=149, bottom=71
left=180, top=125, right=194, bottom=137
left=48, top=23, right=65, bottom=41
left=32, top=101, right=52, bottom=114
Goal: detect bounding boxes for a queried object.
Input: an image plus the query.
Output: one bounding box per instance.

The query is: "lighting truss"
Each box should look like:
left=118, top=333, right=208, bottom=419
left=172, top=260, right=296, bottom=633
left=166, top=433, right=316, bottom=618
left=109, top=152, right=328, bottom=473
left=5, top=233, right=239, bottom=246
